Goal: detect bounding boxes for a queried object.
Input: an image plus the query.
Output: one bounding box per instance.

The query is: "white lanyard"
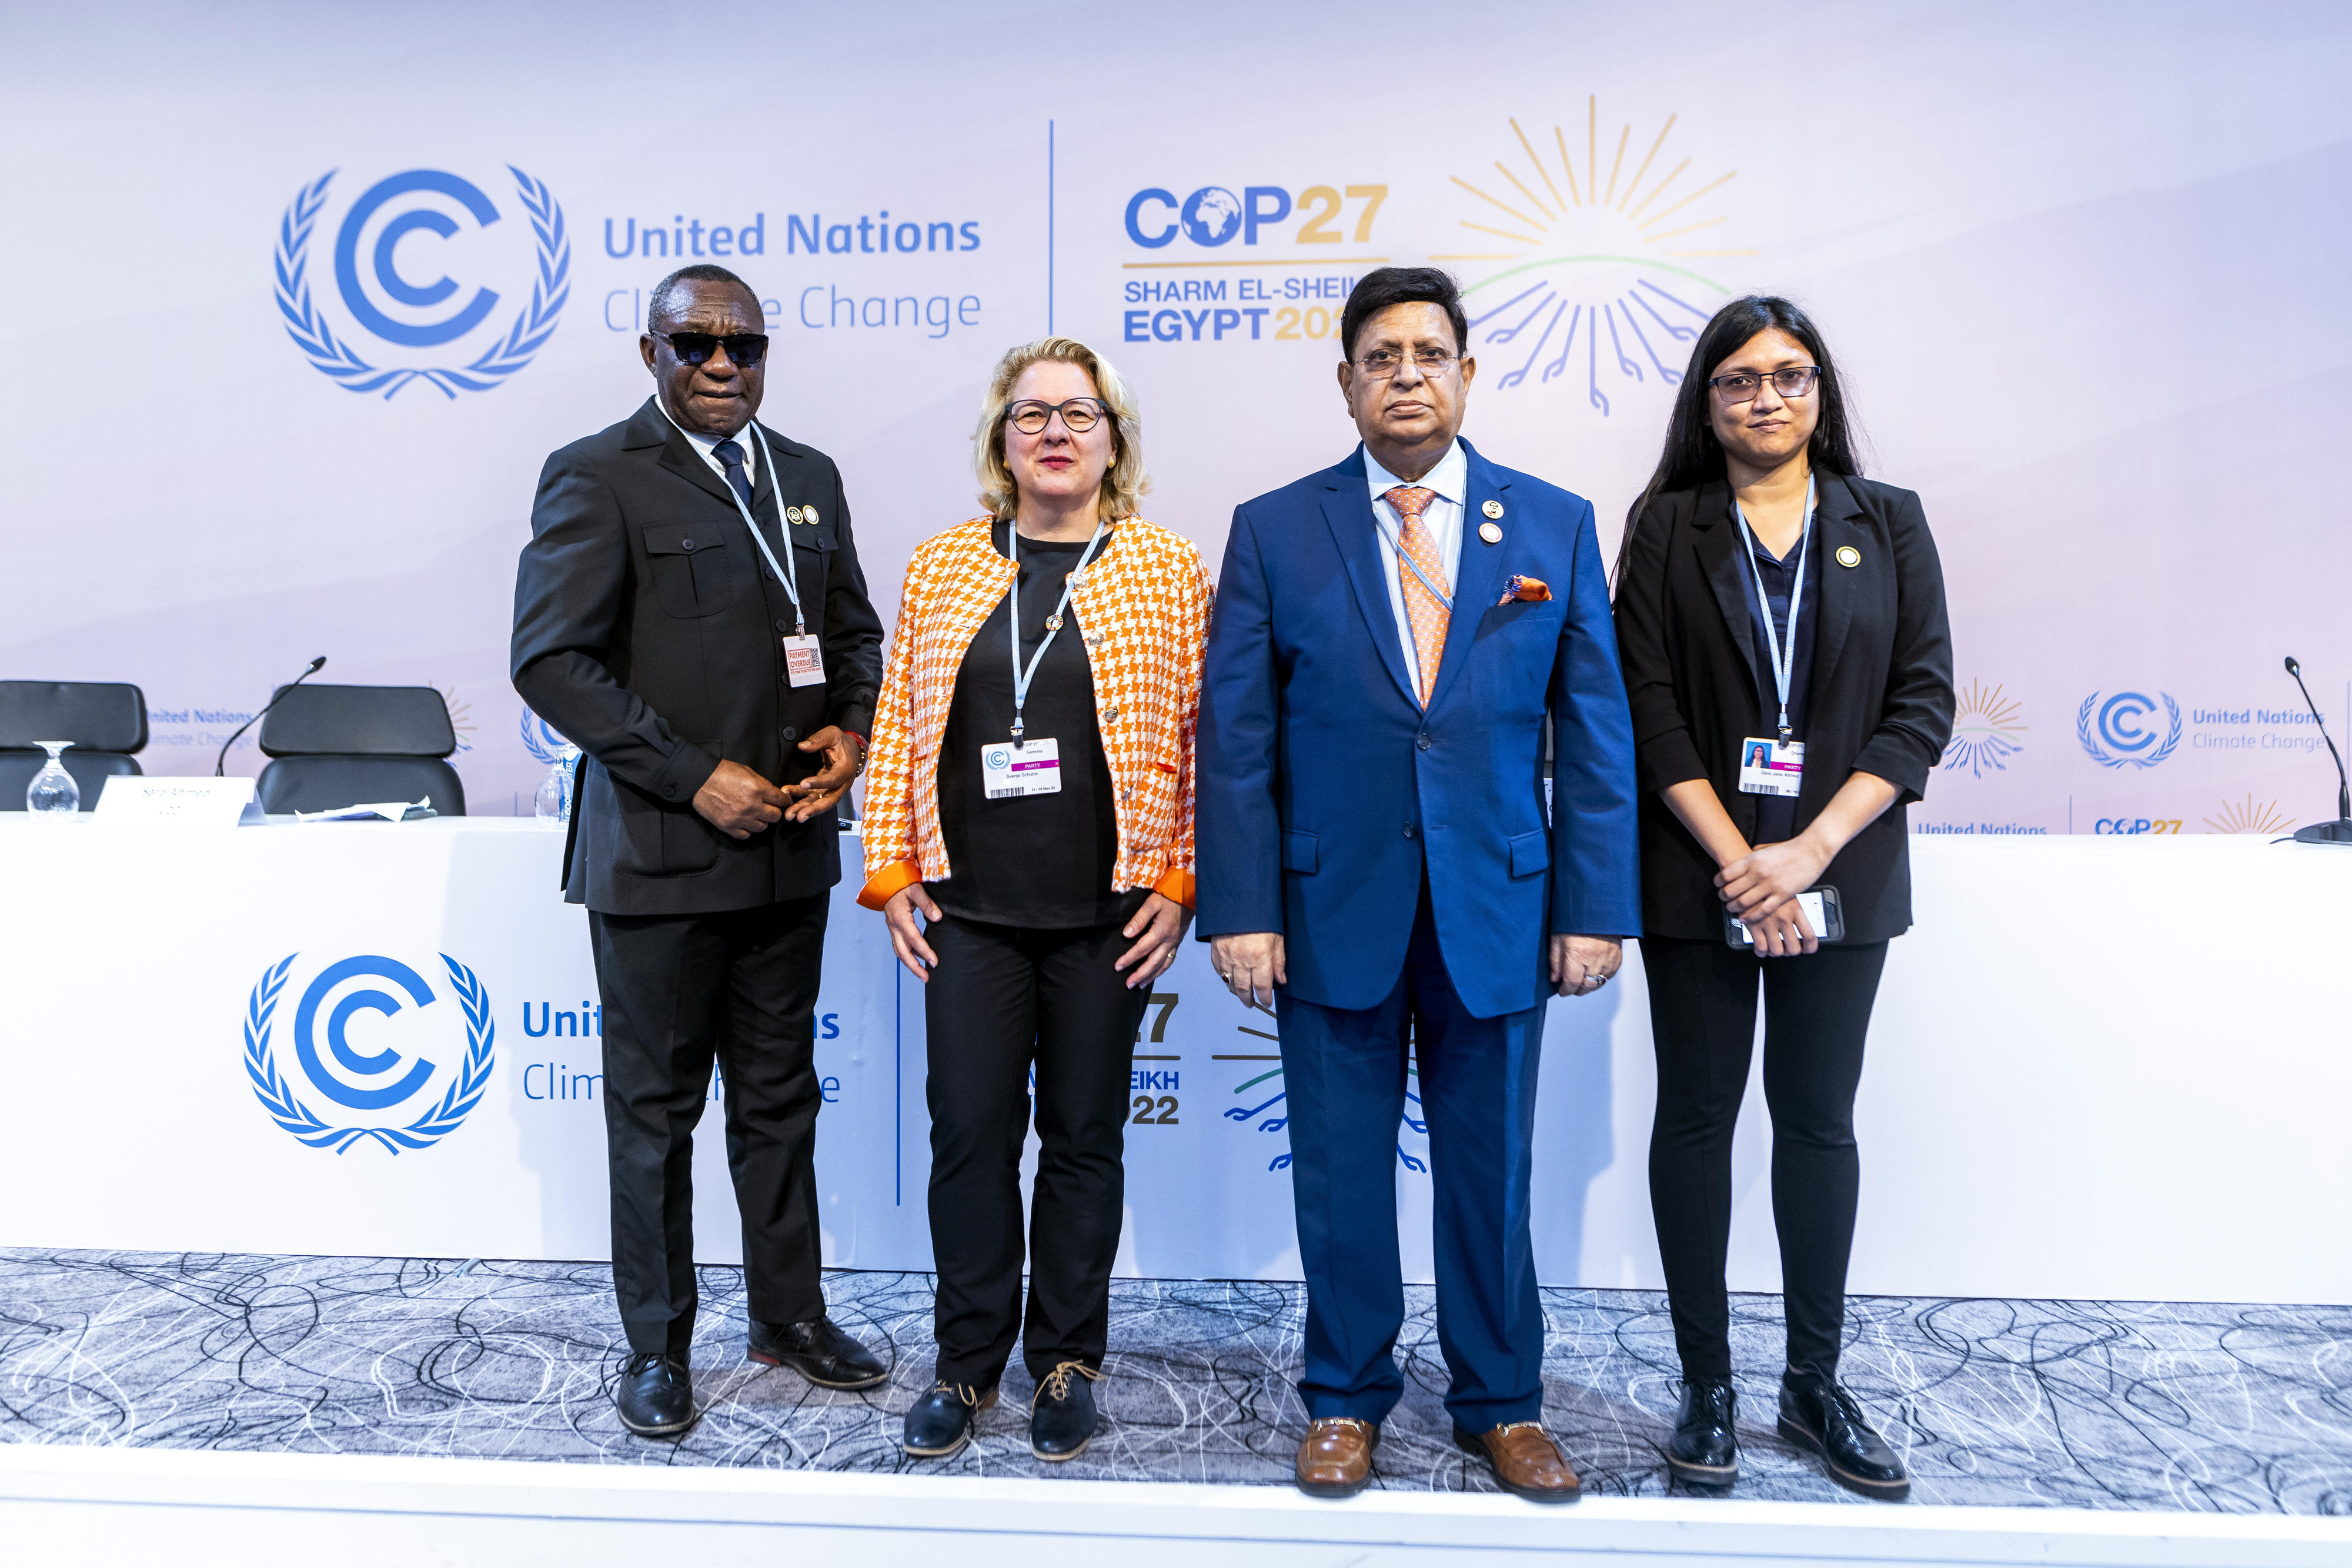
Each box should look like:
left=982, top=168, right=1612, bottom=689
left=707, top=421, right=807, bottom=636
left=1732, top=475, right=1815, bottom=744
left=1006, top=520, right=1107, bottom=740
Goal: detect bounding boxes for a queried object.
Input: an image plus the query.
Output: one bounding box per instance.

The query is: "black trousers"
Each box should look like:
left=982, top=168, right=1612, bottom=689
left=589, top=895, right=830, bottom=1356
left=924, top=911, right=1151, bottom=1386
left=1641, top=935, right=1890, bottom=1380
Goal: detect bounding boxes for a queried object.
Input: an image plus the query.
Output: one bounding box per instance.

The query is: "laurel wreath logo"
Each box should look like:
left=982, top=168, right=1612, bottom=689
left=520, top=707, right=572, bottom=765
left=2076, top=691, right=2183, bottom=770
left=272, top=166, right=570, bottom=400
left=243, top=953, right=497, bottom=1153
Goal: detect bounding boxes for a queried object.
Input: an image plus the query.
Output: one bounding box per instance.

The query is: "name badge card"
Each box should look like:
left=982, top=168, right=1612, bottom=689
left=783, top=634, right=826, bottom=687
left=1737, top=737, right=1806, bottom=797
left=93, top=775, right=267, bottom=826
left=983, top=739, right=1062, bottom=799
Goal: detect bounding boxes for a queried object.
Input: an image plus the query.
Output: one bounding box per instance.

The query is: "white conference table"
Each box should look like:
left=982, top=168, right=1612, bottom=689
left=0, top=816, right=2344, bottom=1305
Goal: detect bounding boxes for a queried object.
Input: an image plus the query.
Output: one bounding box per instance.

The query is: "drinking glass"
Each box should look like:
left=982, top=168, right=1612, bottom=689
left=27, top=741, right=79, bottom=815
left=534, top=743, right=581, bottom=825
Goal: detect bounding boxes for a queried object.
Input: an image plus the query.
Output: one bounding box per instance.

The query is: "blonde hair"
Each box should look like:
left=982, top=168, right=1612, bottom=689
left=974, top=337, right=1149, bottom=521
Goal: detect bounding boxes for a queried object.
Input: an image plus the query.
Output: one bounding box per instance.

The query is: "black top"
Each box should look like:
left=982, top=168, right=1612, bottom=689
left=1739, top=511, right=1821, bottom=845
left=511, top=400, right=886, bottom=917
left=934, top=520, right=1130, bottom=928
left=1611, top=473, right=1954, bottom=944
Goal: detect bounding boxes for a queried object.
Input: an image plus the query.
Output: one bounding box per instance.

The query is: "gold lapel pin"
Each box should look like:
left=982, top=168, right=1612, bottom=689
left=800, top=504, right=820, bottom=525
left=1481, top=499, right=1504, bottom=519
left=785, top=506, right=804, bottom=525
left=1478, top=521, right=1504, bottom=545
left=1836, top=544, right=1860, bottom=568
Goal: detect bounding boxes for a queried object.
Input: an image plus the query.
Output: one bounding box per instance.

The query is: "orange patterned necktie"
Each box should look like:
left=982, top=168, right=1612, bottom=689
left=1385, top=484, right=1449, bottom=707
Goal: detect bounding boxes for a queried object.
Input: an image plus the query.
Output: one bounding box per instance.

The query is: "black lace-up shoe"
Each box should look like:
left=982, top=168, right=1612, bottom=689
left=903, top=1379, right=997, bottom=1459
left=748, top=1315, right=889, bottom=1389
left=1030, top=1360, right=1102, bottom=1462
left=614, top=1352, right=694, bottom=1437
left=1664, top=1376, right=1739, bottom=1490
left=1778, top=1368, right=1910, bottom=1500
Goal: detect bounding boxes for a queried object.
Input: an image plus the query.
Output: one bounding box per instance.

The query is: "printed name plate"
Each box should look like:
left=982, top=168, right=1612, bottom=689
left=93, top=775, right=267, bottom=827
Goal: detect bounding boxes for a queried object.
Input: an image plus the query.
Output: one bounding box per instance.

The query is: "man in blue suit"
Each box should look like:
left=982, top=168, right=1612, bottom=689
left=1199, top=267, right=1641, bottom=1502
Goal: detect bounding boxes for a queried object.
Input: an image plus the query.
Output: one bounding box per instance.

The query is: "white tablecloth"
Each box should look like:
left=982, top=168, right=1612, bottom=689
left=1, top=817, right=2344, bottom=1303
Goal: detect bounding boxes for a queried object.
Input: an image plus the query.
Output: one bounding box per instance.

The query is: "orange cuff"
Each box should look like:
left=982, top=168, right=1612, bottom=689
left=857, top=860, right=923, bottom=911
left=1152, top=867, right=1196, bottom=910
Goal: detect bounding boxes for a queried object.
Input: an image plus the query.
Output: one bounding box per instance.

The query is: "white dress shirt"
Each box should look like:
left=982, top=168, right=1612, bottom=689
left=652, top=394, right=756, bottom=492
left=1363, top=439, right=1467, bottom=698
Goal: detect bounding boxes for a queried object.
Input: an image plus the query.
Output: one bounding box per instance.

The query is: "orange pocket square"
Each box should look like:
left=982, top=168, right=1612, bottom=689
left=1498, top=574, right=1553, bottom=605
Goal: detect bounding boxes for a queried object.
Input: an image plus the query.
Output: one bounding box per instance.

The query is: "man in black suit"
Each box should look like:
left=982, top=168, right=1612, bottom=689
left=512, top=263, right=888, bottom=1436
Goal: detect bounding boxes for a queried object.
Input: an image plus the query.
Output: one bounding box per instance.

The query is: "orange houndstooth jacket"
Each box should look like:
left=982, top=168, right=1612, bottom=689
left=857, top=516, right=1211, bottom=911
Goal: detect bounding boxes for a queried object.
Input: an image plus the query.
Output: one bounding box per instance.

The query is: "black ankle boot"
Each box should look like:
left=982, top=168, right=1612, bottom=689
left=1665, top=1375, right=1738, bottom=1490
left=901, top=1379, right=996, bottom=1459
left=1778, top=1368, right=1909, bottom=1500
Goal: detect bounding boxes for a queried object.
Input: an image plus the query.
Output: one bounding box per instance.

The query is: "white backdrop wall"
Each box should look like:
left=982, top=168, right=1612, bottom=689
left=4, top=1, right=2351, bottom=838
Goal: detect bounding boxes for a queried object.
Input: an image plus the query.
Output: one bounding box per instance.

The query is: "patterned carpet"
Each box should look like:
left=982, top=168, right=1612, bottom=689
left=1, top=1250, right=2345, bottom=1512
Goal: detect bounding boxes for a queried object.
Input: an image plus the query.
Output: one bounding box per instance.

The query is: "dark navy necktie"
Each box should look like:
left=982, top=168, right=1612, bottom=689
left=711, top=438, right=755, bottom=510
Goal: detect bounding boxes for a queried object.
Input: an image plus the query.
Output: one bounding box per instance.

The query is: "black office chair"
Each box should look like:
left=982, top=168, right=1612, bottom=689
left=254, top=684, right=467, bottom=816
left=0, top=680, right=147, bottom=810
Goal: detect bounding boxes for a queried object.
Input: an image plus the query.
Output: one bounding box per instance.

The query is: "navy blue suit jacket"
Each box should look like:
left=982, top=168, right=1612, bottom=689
left=1197, top=441, right=1641, bottom=1019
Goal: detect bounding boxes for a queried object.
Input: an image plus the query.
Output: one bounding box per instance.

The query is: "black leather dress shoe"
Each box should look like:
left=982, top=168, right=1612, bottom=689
left=1030, top=1360, right=1102, bottom=1462
left=1778, top=1369, right=1910, bottom=1500
left=747, top=1315, right=888, bottom=1389
left=614, top=1352, right=694, bottom=1437
left=903, top=1379, right=997, bottom=1458
left=1664, top=1376, right=1739, bottom=1490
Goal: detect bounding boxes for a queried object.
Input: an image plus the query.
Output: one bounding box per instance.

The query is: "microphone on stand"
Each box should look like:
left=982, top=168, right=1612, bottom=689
left=2283, top=656, right=2352, bottom=845
left=215, top=657, right=328, bottom=777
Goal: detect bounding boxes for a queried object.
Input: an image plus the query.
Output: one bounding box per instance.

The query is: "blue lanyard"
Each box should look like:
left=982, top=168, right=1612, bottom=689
left=1006, top=520, right=1107, bottom=740
left=1372, top=500, right=1454, bottom=611
left=1732, top=475, right=1815, bottom=743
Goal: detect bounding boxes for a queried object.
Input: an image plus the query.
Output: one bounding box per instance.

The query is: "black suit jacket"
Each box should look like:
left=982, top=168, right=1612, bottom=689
left=510, top=398, right=885, bottom=915
left=1612, top=473, right=1954, bottom=942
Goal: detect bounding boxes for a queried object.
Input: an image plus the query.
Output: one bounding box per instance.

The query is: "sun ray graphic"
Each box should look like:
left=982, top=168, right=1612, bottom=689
left=1440, top=99, right=1750, bottom=414
left=1940, top=678, right=2027, bottom=779
left=2202, top=794, right=2294, bottom=835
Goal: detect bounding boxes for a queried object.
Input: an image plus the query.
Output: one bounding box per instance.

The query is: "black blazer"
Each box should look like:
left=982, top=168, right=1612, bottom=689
left=1612, top=473, right=1953, bottom=942
left=510, top=399, right=885, bottom=916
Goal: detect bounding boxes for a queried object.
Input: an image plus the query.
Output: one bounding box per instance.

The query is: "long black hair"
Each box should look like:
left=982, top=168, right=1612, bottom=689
left=1615, top=295, right=1864, bottom=583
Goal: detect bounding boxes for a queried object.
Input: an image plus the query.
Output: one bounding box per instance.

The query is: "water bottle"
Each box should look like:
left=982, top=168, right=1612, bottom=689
left=534, top=744, right=579, bottom=825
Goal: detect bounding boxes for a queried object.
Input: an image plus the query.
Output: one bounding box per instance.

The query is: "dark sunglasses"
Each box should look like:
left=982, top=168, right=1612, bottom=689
left=653, top=330, right=769, bottom=367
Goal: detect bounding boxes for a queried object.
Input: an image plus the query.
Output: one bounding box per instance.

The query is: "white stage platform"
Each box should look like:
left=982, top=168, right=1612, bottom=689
left=4, top=1445, right=2346, bottom=1567
left=1, top=817, right=2346, bottom=1303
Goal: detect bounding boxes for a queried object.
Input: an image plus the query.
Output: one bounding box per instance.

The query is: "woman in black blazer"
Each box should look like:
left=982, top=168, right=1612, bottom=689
left=1612, top=296, right=1953, bottom=1500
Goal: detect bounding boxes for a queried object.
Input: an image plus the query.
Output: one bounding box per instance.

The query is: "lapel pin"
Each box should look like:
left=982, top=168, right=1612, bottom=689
left=800, top=504, right=820, bottom=525
left=1481, top=499, right=1504, bottom=519
left=1478, top=521, right=1504, bottom=544
left=785, top=506, right=804, bottom=525
left=1835, top=544, right=1860, bottom=568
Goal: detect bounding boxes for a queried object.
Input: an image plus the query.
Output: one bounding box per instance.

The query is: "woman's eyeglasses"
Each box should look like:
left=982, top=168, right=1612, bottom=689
left=1708, top=366, right=1820, bottom=403
left=1006, top=397, right=1110, bottom=434
left=653, top=331, right=770, bottom=367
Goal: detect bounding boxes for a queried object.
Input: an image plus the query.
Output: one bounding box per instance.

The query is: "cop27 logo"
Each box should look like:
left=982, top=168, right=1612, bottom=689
left=2077, top=690, right=2183, bottom=770
left=243, top=954, right=495, bottom=1153
left=274, top=166, right=570, bottom=399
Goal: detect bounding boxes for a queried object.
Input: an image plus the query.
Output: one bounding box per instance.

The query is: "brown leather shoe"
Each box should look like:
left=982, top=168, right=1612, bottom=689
left=1294, top=1416, right=1379, bottom=1497
left=1456, top=1420, right=1582, bottom=1503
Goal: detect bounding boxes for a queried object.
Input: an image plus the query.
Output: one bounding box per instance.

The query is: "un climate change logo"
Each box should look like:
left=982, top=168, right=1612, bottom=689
left=2077, top=689, right=2183, bottom=770
left=273, top=165, right=570, bottom=399
left=243, top=954, right=495, bottom=1153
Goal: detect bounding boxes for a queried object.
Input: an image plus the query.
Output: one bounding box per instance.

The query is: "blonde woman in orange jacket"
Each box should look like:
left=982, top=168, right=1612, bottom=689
left=859, top=337, right=1210, bottom=1464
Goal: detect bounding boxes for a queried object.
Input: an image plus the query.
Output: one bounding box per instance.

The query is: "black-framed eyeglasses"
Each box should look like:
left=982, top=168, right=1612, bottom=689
left=1708, top=365, right=1820, bottom=402
left=1006, top=397, right=1110, bottom=434
left=1354, top=347, right=1461, bottom=378
left=653, top=330, right=770, bottom=367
